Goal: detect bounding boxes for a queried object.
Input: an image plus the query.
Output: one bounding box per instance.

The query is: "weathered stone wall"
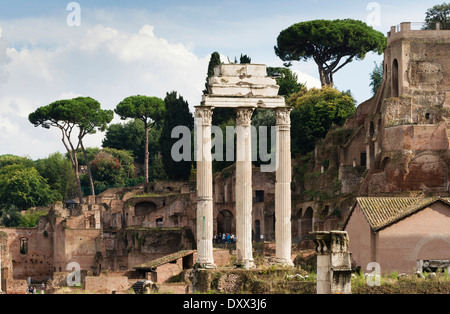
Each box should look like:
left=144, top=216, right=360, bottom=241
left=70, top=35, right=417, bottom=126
left=0, top=227, right=53, bottom=282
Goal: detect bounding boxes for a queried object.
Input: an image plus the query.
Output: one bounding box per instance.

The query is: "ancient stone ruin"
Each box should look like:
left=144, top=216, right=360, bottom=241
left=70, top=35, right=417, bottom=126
left=195, top=64, right=293, bottom=268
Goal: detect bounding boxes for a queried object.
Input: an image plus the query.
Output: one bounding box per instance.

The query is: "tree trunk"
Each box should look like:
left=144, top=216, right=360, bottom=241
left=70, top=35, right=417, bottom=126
left=318, top=65, right=332, bottom=87
left=144, top=124, right=150, bottom=184
left=73, top=151, right=84, bottom=204
left=60, top=128, right=84, bottom=204
left=80, top=141, right=95, bottom=197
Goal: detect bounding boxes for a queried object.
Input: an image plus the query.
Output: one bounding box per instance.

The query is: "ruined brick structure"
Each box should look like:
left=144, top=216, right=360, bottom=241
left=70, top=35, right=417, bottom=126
left=294, top=22, right=450, bottom=243
left=1, top=22, right=450, bottom=292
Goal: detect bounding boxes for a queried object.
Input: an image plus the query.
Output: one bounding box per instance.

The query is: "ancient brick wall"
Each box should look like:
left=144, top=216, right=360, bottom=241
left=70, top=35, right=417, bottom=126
left=0, top=228, right=53, bottom=281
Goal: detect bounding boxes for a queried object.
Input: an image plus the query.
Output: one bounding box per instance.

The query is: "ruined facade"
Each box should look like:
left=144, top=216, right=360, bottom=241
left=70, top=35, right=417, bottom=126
left=293, top=22, right=450, bottom=243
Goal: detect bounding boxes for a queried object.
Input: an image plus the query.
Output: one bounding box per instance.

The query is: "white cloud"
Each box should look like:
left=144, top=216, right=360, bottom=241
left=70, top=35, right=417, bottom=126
left=0, top=23, right=209, bottom=159
left=293, top=70, right=322, bottom=89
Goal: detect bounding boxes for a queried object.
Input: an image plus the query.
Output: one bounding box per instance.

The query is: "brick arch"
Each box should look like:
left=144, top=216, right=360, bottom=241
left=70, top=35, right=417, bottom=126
left=410, top=233, right=450, bottom=261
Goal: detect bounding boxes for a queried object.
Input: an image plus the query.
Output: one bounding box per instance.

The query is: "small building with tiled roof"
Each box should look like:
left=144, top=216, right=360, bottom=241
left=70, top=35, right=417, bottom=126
left=343, top=197, right=450, bottom=274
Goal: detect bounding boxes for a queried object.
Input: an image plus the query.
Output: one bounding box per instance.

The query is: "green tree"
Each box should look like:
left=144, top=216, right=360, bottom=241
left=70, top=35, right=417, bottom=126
left=115, top=95, right=166, bottom=184
left=369, top=62, right=383, bottom=96
left=267, top=67, right=305, bottom=99
left=29, top=97, right=114, bottom=203
left=0, top=155, right=34, bottom=168
left=103, top=119, right=146, bottom=163
left=240, top=53, right=251, bottom=64
left=0, top=164, right=56, bottom=210
left=102, top=119, right=164, bottom=180
left=160, top=91, right=194, bottom=181
left=35, top=152, right=77, bottom=202
left=275, top=19, right=386, bottom=86
left=203, top=52, right=235, bottom=125
left=288, top=87, right=356, bottom=156
left=0, top=205, right=22, bottom=227
left=18, top=209, right=49, bottom=228
left=424, top=2, right=450, bottom=30
left=204, top=51, right=222, bottom=94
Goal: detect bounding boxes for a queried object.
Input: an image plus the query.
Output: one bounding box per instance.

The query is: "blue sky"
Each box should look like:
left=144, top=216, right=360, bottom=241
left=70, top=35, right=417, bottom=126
left=0, top=0, right=444, bottom=159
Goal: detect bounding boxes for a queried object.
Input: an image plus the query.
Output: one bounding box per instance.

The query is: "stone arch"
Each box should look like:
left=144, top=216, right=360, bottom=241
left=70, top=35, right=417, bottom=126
left=381, top=156, right=391, bottom=171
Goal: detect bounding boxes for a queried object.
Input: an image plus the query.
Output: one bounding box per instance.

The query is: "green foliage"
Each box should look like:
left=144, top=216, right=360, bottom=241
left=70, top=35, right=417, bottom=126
left=115, top=96, right=165, bottom=126
left=35, top=152, right=77, bottom=202
left=369, top=62, right=383, bottom=95
left=204, top=51, right=222, bottom=94
left=0, top=163, right=56, bottom=210
left=424, top=2, right=450, bottom=30
left=79, top=148, right=139, bottom=194
left=103, top=119, right=160, bottom=164
left=18, top=209, right=49, bottom=228
left=267, top=67, right=305, bottom=98
left=288, top=87, right=356, bottom=156
left=28, top=96, right=114, bottom=202
left=0, top=155, right=34, bottom=168
left=115, top=95, right=166, bottom=184
left=0, top=205, right=48, bottom=228
left=239, top=53, right=251, bottom=64
left=275, top=19, right=386, bottom=86
left=160, top=91, right=193, bottom=181
left=0, top=205, right=22, bottom=227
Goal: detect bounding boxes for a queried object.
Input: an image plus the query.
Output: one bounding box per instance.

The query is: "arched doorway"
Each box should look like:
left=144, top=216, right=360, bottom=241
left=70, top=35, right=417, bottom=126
left=217, top=210, right=234, bottom=234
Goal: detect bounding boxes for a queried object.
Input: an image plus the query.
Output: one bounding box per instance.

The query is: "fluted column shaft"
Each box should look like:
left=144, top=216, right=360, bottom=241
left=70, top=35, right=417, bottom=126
left=235, top=107, right=255, bottom=269
left=274, top=107, right=294, bottom=266
left=194, top=106, right=215, bottom=269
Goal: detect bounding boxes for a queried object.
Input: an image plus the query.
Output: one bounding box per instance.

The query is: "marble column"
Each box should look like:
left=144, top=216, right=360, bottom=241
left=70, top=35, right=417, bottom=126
left=235, top=107, right=255, bottom=269
left=311, top=231, right=352, bottom=294
left=274, top=107, right=294, bottom=266
left=194, top=106, right=215, bottom=269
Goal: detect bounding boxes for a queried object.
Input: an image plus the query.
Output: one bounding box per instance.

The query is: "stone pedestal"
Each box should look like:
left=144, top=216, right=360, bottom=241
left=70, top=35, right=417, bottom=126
left=194, top=106, right=216, bottom=269
left=311, top=231, right=352, bottom=294
left=235, top=107, right=255, bottom=269
left=274, top=107, right=294, bottom=266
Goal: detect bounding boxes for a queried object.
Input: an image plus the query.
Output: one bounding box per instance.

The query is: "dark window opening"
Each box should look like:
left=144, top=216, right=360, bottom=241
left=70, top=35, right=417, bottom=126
left=255, top=190, right=265, bottom=203
left=20, top=238, right=28, bottom=255
left=360, top=152, right=367, bottom=167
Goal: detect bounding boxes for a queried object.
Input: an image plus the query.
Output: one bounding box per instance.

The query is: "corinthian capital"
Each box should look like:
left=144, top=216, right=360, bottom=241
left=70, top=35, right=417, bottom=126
left=195, top=106, right=213, bottom=126
left=235, top=107, right=255, bottom=126
left=275, top=107, right=292, bottom=126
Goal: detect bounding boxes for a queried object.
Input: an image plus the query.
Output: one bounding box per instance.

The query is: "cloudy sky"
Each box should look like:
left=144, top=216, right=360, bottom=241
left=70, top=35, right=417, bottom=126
left=0, top=0, right=442, bottom=160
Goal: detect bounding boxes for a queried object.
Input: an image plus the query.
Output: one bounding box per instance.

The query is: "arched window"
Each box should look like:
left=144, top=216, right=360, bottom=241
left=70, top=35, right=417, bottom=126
left=392, top=59, right=399, bottom=97
left=20, top=238, right=28, bottom=255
